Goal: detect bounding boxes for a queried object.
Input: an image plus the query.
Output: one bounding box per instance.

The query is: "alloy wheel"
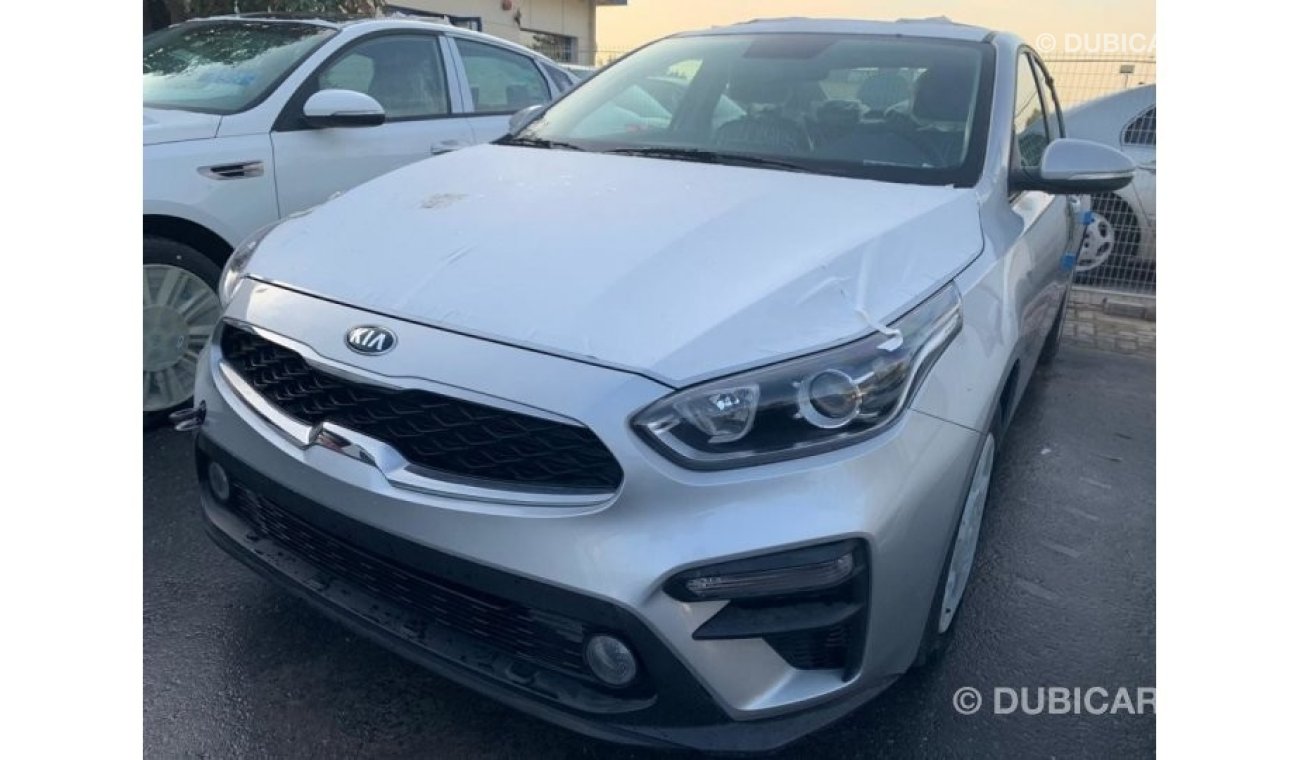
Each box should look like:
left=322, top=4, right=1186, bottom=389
left=1076, top=212, right=1115, bottom=272
left=939, top=432, right=996, bottom=633
left=143, top=264, right=221, bottom=412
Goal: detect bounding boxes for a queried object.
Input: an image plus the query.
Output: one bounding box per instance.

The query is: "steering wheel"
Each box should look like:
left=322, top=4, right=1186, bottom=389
left=882, top=120, right=946, bottom=167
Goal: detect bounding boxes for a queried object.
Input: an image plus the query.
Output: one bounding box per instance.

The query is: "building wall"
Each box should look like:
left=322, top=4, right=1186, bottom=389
left=400, top=0, right=595, bottom=63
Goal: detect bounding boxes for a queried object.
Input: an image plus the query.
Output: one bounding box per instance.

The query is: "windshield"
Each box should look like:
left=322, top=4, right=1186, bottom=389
left=515, top=33, right=994, bottom=185
left=144, top=20, right=337, bottom=114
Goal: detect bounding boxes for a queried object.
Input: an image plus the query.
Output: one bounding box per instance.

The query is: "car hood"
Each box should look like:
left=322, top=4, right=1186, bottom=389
left=249, top=145, right=984, bottom=386
left=143, top=107, right=222, bottom=145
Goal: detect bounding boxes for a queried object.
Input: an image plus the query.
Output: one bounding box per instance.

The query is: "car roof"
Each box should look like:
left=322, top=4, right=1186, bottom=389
left=677, top=16, right=996, bottom=43
left=192, top=14, right=556, bottom=62
left=1065, top=83, right=1156, bottom=116
left=197, top=13, right=350, bottom=29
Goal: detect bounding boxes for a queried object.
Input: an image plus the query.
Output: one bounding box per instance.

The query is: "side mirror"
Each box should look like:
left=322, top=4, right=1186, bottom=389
left=507, top=104, right=545, bottom=134
left=302, top=89, right=386, bottom=129
left=1011, top=138, right=1136, bottom=194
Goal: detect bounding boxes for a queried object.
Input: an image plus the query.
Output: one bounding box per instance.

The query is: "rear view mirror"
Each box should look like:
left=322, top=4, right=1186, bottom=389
left=508, top=104, right=545, bottom=134
left=302, top=89, right=386, bottom=129
left=1012, top=138, right=1136, bottom=194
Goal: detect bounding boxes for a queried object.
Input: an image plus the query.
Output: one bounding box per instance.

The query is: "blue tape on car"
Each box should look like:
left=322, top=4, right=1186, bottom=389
left=1061, top=252, right=1077, bottom=272
left=1080, top=210, right=1095, bottom=225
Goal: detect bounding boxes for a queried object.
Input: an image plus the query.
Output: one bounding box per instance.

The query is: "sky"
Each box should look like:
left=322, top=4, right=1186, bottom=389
left=596, top=0, right=1155, bottom=55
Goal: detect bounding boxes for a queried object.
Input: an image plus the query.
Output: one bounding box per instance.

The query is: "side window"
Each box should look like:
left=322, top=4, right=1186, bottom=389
left=1031, top=58, right=1063, bottom=141
left=1123, top=106, right=1156, bottom=146
left=541, top=61, right=574, bottom=94
left=566, top=57, right=712, bottom=139
left=455, top=39, right=550, bottom=113
left=1013, top=52, right=1049, bottom=169
left=314, top=35, right=449, bottom=120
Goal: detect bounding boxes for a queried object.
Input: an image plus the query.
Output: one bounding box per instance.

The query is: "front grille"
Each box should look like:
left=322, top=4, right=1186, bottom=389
left=228, top=480, right=595, bottom=680
left=765, top=624, right=850, bottom=671
left=219, top=325, right=623, bottom=491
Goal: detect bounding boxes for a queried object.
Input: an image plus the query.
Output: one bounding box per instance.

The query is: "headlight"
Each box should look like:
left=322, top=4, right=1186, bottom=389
left=219, top=224, right=275, bottom=305
left=632, top=284, right=962, bottom=469
left=218, top=208, right=313, bottom=305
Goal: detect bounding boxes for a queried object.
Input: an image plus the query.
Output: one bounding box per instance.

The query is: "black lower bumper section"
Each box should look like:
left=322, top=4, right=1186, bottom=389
left=194, top=435, right=889, bottom=752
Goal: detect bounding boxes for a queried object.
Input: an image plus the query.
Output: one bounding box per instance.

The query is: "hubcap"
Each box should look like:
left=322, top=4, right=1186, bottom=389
left=939, top=432, right=995, bottom=633
left=143, top=264, right=221, bottom=412
left=1077, top=212, right=1115, bottom=272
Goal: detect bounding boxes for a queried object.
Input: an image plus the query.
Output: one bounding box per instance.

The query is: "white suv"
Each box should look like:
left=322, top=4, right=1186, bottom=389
left=143, top=14, right=577, bottom=420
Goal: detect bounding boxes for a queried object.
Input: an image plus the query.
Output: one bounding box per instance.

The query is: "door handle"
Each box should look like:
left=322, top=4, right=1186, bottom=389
left=430, top=140, right=469, bottom=156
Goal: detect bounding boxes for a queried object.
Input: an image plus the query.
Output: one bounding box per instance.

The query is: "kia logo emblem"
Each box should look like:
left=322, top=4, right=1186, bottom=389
left=345, top=325, right=396, bottom=355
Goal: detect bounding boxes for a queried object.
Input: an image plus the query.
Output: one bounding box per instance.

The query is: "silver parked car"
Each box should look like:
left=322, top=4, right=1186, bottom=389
left=183, top=17, right=1133, bottom=752
left=1064, top=84, right=1156, bottom=272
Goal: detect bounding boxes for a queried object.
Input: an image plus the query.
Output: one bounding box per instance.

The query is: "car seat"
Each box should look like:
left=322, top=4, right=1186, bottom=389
left=910, top=65, right=977, bottom=166
left=714, top=70, right=811, bottom=154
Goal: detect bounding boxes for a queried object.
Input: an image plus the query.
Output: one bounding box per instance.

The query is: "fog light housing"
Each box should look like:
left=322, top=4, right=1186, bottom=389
left=207, top=461, right=231, bottom=502
left=584, top=634, right=638, bottom=687
left=665, top=540, right=862, bottom=601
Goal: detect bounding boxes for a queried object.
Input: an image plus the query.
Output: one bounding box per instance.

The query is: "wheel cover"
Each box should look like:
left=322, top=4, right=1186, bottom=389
left=1077, top=212, right=1115, bottom=272
left=939, top=432, right=996, bottom=633
left=143, top=264, right=221, bottom=412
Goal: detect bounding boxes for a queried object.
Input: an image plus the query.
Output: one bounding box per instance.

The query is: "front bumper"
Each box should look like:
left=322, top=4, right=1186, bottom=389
left=198, top=435, right=899, bottom=751
left=193, top=281, right=983, bottom=751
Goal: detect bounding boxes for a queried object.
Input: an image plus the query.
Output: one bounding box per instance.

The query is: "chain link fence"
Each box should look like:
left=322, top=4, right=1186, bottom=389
left=1045, top=55, right=1156, bottom=294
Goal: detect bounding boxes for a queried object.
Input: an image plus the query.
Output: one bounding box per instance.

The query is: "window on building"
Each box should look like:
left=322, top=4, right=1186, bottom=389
left=521, top=29, right=576, bottom=63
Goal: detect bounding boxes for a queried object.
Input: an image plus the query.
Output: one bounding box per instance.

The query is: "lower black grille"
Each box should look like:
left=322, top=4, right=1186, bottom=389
left=765, top=625, right=850, bottom=671
left=227, top=480, right=595, bottom=681
left=686, top=541, right=869, bottom=677
left=218, top=324, right=623, bottom=491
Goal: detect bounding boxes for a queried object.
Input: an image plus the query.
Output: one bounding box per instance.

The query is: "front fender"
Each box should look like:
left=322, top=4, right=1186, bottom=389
left=144, top=134, right=279, bottom=248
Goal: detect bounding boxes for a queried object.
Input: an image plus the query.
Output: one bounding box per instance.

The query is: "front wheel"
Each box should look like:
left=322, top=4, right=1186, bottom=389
left=143, top=237, right=223, bottom=426
left=912, top=418, right=998, bottom=667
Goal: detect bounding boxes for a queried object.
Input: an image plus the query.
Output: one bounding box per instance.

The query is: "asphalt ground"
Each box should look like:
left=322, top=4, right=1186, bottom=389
left=144, top=344, right=1155, bottom=759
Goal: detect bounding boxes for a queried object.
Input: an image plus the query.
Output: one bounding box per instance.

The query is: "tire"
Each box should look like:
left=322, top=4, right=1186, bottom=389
left=912, top=404, right=1000, bottom=668
left=143, top=236, right=223, bottom=427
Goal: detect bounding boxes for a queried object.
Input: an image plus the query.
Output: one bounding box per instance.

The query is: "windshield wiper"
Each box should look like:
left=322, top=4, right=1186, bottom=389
left=602, top=147, right=816, bottom=174
left=495, top=135, right=586, bottom=151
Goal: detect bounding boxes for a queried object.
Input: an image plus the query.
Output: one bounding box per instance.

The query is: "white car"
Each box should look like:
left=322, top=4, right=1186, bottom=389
left=143, top=14, right=577, bottom=420
left=1063, top=84, right=1156, bottom=273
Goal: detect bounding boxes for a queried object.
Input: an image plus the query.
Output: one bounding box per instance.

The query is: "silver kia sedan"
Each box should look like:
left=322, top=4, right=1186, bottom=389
left=182, top=17, right=1133, bottom=752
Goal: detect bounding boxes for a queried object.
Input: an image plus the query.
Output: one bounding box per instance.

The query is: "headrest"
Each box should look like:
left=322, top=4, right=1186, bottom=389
left=728, top=69, right=794, bottom=105
left=912, top=65, right=976, bottom=122
left=856, top=72, right=912, bottom=112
